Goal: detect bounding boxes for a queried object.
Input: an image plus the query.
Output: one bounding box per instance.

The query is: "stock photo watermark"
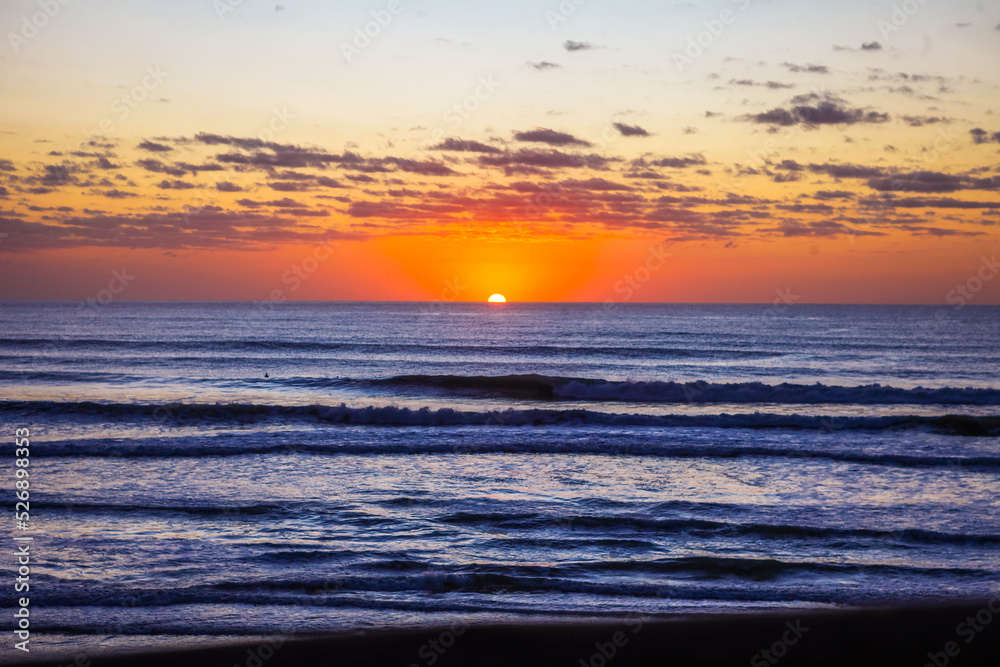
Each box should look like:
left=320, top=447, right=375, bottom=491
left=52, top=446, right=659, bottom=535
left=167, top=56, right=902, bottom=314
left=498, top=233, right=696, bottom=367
left=340, top=0, right=403, bottom=62
left=7, top=0, right=70, bottom=53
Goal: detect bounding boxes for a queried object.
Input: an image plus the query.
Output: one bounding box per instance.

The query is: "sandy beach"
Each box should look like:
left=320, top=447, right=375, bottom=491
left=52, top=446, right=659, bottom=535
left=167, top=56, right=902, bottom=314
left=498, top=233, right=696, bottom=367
left=17, top=600, right=1000, bottom=667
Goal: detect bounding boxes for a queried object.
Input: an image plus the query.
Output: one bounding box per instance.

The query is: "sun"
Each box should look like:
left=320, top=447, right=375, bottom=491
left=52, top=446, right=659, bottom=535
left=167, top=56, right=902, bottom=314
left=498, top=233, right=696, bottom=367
left=488, top=293, right=506, bottom=303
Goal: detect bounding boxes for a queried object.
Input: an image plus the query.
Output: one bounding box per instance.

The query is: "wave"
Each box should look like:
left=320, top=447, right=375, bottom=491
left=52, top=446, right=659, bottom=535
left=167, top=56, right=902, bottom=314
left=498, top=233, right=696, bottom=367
left=353, top=374, right=1000, bottom=405
left=35, top=497, right=1000, bottom=545
left=4, top=399, right=998, bottom=436
left=28, top=433, right=1000, bottom=467
left=22, top=559, right=993, bottom=612
left=0, top=338, right=784, bottom=360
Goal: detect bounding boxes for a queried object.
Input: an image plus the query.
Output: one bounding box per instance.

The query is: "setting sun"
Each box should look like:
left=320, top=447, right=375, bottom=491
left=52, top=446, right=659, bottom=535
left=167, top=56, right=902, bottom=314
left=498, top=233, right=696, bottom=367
left=488, top=294, right=506, bottom=303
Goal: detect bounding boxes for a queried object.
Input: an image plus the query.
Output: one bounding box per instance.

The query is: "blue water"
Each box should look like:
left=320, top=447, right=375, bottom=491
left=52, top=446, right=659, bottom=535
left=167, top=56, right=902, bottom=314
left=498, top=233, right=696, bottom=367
left=1, top=301, right=999, bottom=660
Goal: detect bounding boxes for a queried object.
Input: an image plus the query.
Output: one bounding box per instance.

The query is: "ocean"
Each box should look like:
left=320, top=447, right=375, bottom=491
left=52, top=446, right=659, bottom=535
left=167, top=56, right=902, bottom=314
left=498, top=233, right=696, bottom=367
left=2, top=301, right=999, bottom=660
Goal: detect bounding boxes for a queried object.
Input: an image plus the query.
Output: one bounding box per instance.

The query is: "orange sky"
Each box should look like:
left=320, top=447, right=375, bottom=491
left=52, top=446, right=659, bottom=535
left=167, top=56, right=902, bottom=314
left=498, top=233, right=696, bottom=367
left=1, top=0, right=998, bottom=303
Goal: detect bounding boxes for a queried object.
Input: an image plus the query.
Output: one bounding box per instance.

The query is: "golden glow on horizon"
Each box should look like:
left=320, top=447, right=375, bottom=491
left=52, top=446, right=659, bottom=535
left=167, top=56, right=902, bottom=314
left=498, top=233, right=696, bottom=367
left=488, top=294, right=506, bottom=303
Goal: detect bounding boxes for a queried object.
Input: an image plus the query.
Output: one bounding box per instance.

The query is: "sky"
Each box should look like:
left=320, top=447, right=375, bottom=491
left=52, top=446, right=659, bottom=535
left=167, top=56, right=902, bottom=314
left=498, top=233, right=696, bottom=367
left=1, top=0, right=999, bottom=303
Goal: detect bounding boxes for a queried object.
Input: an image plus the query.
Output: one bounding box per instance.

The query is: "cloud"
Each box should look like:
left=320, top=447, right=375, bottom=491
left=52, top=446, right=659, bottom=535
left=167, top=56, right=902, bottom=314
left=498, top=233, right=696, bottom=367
left=528, top=61, right=560, bottom=70
left=98, top=189, right=138, bottom=198
left=431, top=138, right=502, bottom=153
left=380, top=157, right=456, bottom=176
left=0, top=209, right=353, bottom=250
left=866, top=172, right=967, bottom=193
left=812, top=190, right=856, bottom=200
left=746, top=93, right=889, bottom=126
left=514, top=128, right=591, bottom=146
left=729, top=79, right=795, bottom=89
left=766, top=220, right=881, bottom=237
left=901, top=115, right=950, bottom=126
left=834, top=42, right=882, bottom=52
left=774, top=159, right=803, bottom=171
left=970, top=128, right=1000, bottom=144
left=809, top=162, right=886, bottom=179
left=346, top=201, right=408, bottom=218
left=861, top=197, right=1000, bottom=209
left=156, top=179, right=196, bottom=190
left=215, top=181, right=243, bottom=192
left=563, top=40, right=594, bottom=51
left=612, top=122, right=649, bottom=137
left=646, top=154, right=706, bottom=169
left=268, top=181, right=311, bottom=192
left=781, top=62, right=829, bottom=74
left=560, top=177, right=631, bottom=191
left=136, top=159, right=187, bottom=177
left=137, top=140, right=173, bottom=152
left=237, top=197, right=308, bottom=208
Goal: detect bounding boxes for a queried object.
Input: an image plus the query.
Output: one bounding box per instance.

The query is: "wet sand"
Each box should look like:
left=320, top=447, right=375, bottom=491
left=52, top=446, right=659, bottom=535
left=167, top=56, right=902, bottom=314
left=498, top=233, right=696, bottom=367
left=21, top=599, right=1000, bottom=667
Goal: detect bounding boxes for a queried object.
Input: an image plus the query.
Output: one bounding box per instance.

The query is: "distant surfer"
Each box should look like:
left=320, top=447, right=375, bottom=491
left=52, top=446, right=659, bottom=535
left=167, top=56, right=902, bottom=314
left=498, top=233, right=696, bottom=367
left=264, top=373, right=269, bottom=378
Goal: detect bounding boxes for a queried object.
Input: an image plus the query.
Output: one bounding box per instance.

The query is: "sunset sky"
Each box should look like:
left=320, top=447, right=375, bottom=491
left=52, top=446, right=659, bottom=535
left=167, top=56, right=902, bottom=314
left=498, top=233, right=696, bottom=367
left=1, top=0, right=998, bottom=303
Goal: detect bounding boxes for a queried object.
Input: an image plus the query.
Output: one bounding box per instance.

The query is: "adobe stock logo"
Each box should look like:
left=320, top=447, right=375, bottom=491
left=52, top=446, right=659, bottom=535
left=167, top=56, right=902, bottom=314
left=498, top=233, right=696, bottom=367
left=340, top=1, right=404, bottom=63
left=7, top=0, right=71, bottom=53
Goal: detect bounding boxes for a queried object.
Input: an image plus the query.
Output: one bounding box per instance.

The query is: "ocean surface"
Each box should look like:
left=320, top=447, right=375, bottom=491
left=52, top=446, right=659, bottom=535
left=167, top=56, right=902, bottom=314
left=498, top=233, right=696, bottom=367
left=2, top=301, right=999, bottom=660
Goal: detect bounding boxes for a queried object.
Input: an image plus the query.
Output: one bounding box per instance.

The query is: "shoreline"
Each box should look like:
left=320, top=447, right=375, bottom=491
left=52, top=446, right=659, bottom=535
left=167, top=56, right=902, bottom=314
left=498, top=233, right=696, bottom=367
left=16, top=599, right=1000, bottom=666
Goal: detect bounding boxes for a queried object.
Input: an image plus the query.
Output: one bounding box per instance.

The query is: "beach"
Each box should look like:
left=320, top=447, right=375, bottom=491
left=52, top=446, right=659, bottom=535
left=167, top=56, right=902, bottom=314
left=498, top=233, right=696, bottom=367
left=16, top=601, right=1000, bottom=666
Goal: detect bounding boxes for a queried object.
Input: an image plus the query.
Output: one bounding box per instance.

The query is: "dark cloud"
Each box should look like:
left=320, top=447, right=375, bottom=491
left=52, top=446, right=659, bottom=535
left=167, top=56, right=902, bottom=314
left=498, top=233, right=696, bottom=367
left=431, top=138, right=502, bottom=153
left=970, top=128, right=1000, bottom=144
left=0, top=209, right=354, bottom=250
left=215, top=181, right=243, bottom=192
left=41, top=164, right=75, bottom=185
left=774, top=159, right=803, bottom=171
left=812, top=190, right=856, bottom=200
left=901, top=115, right=950, bottom=126
left=781, top=62, right=829, bottom=74
left=137, top=140, right=173, bottom=152
left=176, top=162, right=225, bottom=173
left=156, top=179, right=196, bottom=190
left=237, top=197, right=307, bottom=208
left=809, top=162, right=886, bottom=179
left=528, top=61, right=560, bottom=70
left=380, top=157, right=456, bottom=176
left=196, top=134, right=365, bottom=169
left=560, top=177, right=631, bottom=191
left=0, top=159, right=16, bottom=172
left=834, top=42, right=882, bottom=52
left=729, top=79, right=795, bottom=89
left=514, top=128, right=591, bottom=146
left=612, top=122, right=649, bottom=137
left=346, top=174, right=376, bottom=183
left=346, top=201, right=408, bottom=218
left=647, top=154, right=707, bottom=169
left=268, top=181, right=311, bottom=192
left=861, top=197, right=1000, bottom=209
left=766, top=220, right=881, bottom=237
left=897, top=225, right=985, bottom=237
left=480, top=149, right=607, bottom=170
left=746, top=93, right=889, bottom=126
left=136, top=159, right=187, bottom=177
left=776, top=203, right=834, bottom=213
left=867, top=172, right=966, bottom=193
left=563, top=40, right=594, bottom=51
left=95, top=157, right=119, bottom=170
left=316, top=176, right=346, bottom=188
left=99, top=189, right=138, bottom=198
